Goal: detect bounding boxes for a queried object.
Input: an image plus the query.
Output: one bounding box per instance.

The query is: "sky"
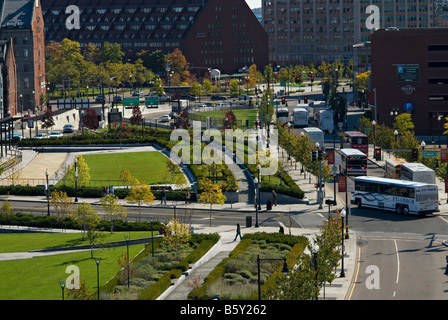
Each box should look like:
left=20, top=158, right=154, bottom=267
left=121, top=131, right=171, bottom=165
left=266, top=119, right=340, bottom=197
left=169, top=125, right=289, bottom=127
left=245, top=0, right=261, bottom=9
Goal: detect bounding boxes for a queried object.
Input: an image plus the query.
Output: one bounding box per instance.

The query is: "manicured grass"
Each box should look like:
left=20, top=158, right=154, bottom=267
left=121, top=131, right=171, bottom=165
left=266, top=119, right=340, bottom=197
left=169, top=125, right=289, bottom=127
left=0, top=231, right=152, bottom=300
left=198, top=108, right=258, bottom=126
left=0, top=244, right=145, bottom=300
left=0, top=231, right=152, bottom=253
left=60, top=151, right=185, bottom=187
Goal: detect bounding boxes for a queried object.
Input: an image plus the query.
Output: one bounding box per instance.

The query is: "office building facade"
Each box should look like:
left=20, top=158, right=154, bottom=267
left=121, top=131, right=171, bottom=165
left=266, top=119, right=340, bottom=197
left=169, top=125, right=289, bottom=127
left=41, top=0, right=268, bottom=74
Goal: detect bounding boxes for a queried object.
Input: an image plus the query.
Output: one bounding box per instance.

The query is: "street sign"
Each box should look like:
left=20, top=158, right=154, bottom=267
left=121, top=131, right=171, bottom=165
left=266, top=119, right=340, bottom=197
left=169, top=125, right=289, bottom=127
left=124, top=97, right=139, bottom=107
left=422, top=151, right=437, bottom=157
left=145, top=96, right=159, bottom=106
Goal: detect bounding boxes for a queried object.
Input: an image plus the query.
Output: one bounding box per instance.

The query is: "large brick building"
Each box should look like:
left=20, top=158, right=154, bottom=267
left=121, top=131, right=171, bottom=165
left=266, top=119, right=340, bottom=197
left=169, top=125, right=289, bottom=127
left=41, top=0, right=269, bottom=74
left=262, top=0, right=435, bottom=66
left=0, top=0, right=46, bottom=113
left=371, top=28, right=448, bottom=136
left=0, top=38, right=18, bottom=118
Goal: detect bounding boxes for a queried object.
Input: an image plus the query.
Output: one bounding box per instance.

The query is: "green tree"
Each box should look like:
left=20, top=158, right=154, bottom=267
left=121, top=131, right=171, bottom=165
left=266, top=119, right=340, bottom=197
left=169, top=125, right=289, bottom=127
left=125, top=178, right=155, bottom=222
left=98, top=42, right=124, bottom=64
left=99, top=194, right=127, bottom=233
left=73, top=202, right=101, bottom=240
left=229, top=78, right=240, bottom=97
left=393, top=113, right=415, bottom=135
left=0, top=193, right=14, bottom=217
left=197, top=178, right=226, bottom=226
left=138, top=49, right=167, bottom=74
left=50, top=190, right=74, bottom=220
left=202, top=79, right=213, bottom=95
left=72, top=155, right=90, bottom=188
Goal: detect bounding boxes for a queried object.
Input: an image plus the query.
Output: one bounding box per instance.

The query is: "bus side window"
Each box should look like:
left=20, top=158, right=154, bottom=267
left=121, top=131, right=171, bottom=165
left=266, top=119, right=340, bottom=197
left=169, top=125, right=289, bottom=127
left=391, top=186, right=400, bottom=196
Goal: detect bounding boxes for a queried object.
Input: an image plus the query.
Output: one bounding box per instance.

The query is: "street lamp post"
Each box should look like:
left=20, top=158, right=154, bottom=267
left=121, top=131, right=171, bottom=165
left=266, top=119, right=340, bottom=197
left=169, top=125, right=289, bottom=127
left=257, top=164, right=261, bottom=211
left=74, top=158, right=78, bottom=203
left=124, top=234, right=130, bottom=289
left=94, top=257, right=101, bottom=300
left=340, top=209, right=346, bottom=278
left=312, top=241, right=319, bottom=300
left=254, top=177, right=259, bottom=228
left=316, top=142, right=323, bottom=209
left=45, top=168, right=50, bottom=216
left=150, top=217, right=154, bottom=257
left=257, top=255, right=289, bottom=300
left=59, top=280, right=66, bottom=300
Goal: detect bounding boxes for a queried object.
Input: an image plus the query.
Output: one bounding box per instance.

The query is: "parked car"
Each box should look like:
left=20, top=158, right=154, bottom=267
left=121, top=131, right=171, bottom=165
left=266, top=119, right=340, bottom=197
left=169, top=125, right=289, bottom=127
left=95, top=95, right=105, bottom=103
left=33, top=133, right=48, bottom=139
left=1, top=123, right=11, bottom=132
left=112, top=96, right=123, bottom=103
left=211, top=95, right=227, bottom=101
left=132, top=90, right=144, bottom=97
left=238, top=94, right=253, bottom=101
left=49, top=131, right=63, bottom=138
left=63, top=124, right=74, bottom=133
left=161, top=115, right=171, bottom=122
left=180, top=95, right=197, bottom=101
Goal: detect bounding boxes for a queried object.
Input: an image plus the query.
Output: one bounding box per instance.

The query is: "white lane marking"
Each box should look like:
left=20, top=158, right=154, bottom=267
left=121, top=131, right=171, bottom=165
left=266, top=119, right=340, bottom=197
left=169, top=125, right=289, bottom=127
left=394, top=239, right=400, bottom=285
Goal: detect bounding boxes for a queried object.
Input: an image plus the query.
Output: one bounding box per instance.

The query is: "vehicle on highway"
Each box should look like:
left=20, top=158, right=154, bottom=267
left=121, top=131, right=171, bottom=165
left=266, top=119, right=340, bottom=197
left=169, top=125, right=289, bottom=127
left=49, top=131, right=63, bottom=138
left=342, top=131, right=369, bottom=156
left=132, top=90, right=144, bottom=97
left=113, top=96, right=123, bottom=103
left=180, top=95, right=196, bottom=101
left=400, top=162, right=436, bottom=185
left=2, top=133, right=22, bottom=141
left=385, top=158, right=408, bottom=179
left=158, top=94, right=171, bottom=102
left=352, top=176, right=439, bottom=215
left=95, top=95, right=105, bottom=103
left=276, top=107, right=289, bottom=124
left=211, top=95, right=227, bottom=101
left=63, top=124, right=74, bottom=133
left=293, top=107, right=309, bottom=128
left=33, top=133, right=48, bottom=139
left=339, top=148, right=368, bottom=176
left=238, top=94, right=253, bottom=101
left=161, top=115, right=171, bottom=122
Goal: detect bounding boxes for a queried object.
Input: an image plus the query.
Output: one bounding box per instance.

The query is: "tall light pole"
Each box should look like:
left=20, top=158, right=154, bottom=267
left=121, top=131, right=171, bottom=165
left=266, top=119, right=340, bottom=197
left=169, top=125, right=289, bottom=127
left=254, top=177, right=259, bottom=228
left=94, top=257, right=101, bottom=300
left=257, top=255, right=289, bottom=300
left=59, top=280, right=66, bottom=300
left=45, top=168, right=50, bottom=216
left=316, top=142, right=323, bottom=209
left=74, top=158, right=78, bottom=203
left=312, top=241, right=320, bottom=300
left=124, top=234, right=130, bottom=289
left=340, top=209, right=346, bottom=278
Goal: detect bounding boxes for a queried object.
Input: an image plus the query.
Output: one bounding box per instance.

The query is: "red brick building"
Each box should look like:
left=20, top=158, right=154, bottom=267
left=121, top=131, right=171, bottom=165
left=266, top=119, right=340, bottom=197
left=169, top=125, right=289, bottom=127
left=0, top=38, right=18, bottom=117
left=371, top=28, right=448, bottom=136
left=41, top=0, right=268, bottom=74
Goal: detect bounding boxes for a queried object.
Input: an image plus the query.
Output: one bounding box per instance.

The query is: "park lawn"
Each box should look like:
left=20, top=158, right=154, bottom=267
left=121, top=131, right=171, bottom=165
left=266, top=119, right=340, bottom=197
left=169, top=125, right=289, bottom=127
left=199, top=108, right=258, bottom=126
left=62, top=151, right=185, bottom=187
left=0, top=231, right=152, bottom=253
left=0, top=243, right=145, bottom=300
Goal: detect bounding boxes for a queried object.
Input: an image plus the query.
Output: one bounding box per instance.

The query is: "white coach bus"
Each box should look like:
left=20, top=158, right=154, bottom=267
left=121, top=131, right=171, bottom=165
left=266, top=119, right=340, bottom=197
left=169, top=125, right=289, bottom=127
left=352, top=176, right=439, bottom=215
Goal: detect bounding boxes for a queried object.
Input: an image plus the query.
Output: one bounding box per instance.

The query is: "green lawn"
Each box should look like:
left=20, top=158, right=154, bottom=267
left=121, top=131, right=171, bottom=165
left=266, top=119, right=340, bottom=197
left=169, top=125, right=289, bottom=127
left=197, top=108, right=258, bottom=127
left=0, top=231, right=151, bottom=300
left=60, top=151, right=185, bottom=187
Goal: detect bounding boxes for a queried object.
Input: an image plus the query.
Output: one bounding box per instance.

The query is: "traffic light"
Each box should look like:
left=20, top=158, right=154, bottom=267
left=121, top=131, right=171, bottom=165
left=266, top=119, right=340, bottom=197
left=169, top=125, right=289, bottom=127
left=295, top=77, right=300, bottom=84
left=317, top=150, right=323, bottom=161
left=292, top=72, right=296, bottom=78
left=411, top=148, right=418, bottom=162
left=311, top=151, right=317, bottom=162
left=304, top=96, right=308, bottom=104
left=311, top=76, right=314, bottom=83
left=282, top=96, right=286, bottom=105
left=374, top=148, right=381, bottom=161
left=314, top=182, right=325, bottom=188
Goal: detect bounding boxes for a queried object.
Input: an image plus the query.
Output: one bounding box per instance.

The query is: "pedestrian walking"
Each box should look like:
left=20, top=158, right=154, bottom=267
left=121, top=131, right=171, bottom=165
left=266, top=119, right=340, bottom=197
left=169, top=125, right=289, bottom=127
left=161, top=189, right=167, bottom=205
left=110, top=185, right=114, bottom=195
left=105, top=186, right=109, bottom=195
left=272, top=190, right=277, bottom=206
left=233, top=223, right=242, bottom=241
left=101, top=186, right=106, bottom=197
left=185, top=190, right=191, bottom=204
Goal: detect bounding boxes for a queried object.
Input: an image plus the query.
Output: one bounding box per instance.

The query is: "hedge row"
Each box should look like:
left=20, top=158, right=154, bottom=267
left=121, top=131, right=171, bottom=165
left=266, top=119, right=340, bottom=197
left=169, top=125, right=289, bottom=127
left=0, top=185, right=197, bottom=202
left=0, top=212, right=161, bottom=232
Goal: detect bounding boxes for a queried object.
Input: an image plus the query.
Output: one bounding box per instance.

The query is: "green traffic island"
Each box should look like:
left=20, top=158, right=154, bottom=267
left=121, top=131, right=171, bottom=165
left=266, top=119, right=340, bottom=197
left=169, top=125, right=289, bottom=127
left=187, top=232, right=309, bottom=300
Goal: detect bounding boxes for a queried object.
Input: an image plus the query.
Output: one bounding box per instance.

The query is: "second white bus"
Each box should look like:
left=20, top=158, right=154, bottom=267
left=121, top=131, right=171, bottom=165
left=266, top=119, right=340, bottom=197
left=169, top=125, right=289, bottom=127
left=293, top=107, right=309, bottom=128
left=352, top=176, right=439, bottom=215
left=340, top=148, right=368, bottom=176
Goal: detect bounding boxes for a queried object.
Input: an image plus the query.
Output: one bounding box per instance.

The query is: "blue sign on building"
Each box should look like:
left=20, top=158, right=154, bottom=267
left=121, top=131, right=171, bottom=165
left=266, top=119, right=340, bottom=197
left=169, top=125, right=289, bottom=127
left=403, top=102, right=414, bottom=111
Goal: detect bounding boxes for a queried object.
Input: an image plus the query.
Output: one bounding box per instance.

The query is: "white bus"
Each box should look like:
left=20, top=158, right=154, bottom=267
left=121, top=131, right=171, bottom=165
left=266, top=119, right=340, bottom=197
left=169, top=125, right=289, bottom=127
left=276, top=107, right=289, bottom=124
left=340, top=148, right=367, bottom=176
left=352, top=176, right=439, bottom=215
left=400, top=163, right=436, bottom=185
left=293, top=107, right=309, bottom=128
left=301, top=127, right=324, bottom=147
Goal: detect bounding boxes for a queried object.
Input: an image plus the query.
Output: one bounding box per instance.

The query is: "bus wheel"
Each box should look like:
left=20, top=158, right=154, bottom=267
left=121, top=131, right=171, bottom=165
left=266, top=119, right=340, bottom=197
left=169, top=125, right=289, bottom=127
left=396, top=205, right=403, bottom=215
left=402, top=206, right=409, bottom=215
